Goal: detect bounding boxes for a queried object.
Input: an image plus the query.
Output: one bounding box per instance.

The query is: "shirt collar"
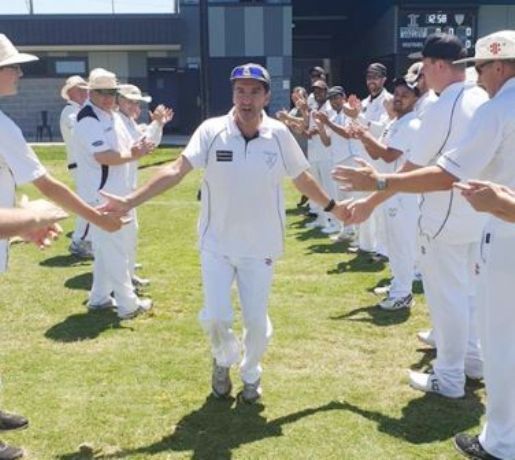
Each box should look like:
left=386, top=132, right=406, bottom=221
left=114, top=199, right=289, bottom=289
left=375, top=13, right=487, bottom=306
left=495, top=76, right=515, bottom=99
left=226, top=108, right=273, bottom=140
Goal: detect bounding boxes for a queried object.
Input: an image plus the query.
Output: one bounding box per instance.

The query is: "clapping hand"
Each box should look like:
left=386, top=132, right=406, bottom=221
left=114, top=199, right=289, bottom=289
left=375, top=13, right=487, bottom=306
left=332, top=158, right=380, bottom=192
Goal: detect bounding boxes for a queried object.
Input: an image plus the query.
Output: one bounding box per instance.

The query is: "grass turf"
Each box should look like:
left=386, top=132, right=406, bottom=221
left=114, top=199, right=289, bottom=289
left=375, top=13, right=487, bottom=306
left=0, top=145, right=484, bottom=459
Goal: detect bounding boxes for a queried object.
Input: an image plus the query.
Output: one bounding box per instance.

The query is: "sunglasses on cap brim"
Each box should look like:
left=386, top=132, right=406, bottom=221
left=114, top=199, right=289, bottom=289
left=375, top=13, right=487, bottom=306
left=94, top=88, right=118, bottom=96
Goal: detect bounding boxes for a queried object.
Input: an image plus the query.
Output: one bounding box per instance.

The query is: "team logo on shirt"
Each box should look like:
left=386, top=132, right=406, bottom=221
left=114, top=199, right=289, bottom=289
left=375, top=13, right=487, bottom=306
left=92, top=140, right=104, bottom=147
left=216, top=150, right=232, bottom=161
left=264, top=151, right=278, bottom=169
left=216, top=150, right=233, bottom=162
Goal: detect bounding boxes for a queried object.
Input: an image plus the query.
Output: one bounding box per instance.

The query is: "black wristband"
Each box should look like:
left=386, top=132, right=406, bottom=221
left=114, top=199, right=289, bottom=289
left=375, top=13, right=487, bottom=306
left=324, top=198, right=336, bottom=212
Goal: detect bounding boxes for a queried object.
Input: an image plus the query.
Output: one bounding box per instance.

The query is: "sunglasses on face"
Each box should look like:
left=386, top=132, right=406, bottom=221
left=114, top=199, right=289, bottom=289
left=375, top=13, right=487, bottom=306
left=94, top=89, right=118, bottom=96
left=1, top=64, right=21, bottom=72
left=231, top=65, right=267, bottom=81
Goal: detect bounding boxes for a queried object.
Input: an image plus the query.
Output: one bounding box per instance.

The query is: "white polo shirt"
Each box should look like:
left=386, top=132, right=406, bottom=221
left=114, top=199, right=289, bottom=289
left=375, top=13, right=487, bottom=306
left=414, top=90, right=438, bottom=120
left=307, top=101, right=333, bottom=163
left=438, top=77, right=515, bottom=238
left=410, top=81, right=489, bottom=244
left=359, top=88, right=392, bottom=138
left=378, top=111, right=420, bottom=174
left=183, top=109, right=310, bottom=258
left=119, top=112, right=163, bottom=190
left=328, top=109, right=355, bottom=164
left=0, top=110, right=46, bottom=272
left=59, top=101, right=81, bottom=166
left=73, top=102, right=133, bottom=205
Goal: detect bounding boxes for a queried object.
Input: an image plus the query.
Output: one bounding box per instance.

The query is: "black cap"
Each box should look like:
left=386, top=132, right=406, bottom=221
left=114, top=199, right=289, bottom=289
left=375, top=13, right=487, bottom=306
left=310, top=66, right=326, bottom=76
left=366, top=63, right=387, bottom=77
left=409, top=33, right=467, bottom=60
left=327, top=86, right=346, bottom=98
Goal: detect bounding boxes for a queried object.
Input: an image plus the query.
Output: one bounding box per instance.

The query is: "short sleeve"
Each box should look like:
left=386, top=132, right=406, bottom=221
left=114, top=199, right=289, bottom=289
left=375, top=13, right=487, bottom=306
left=0, top=115, right=46, bottom=186
left=75, top=117, right=110, bottom=155
left=276, top=128, right=310, bottom=179
left=182, top=123, right=210, bottom=169
left=388, top=118, right=420, bottom=157
left=438, top=103, right=503, bottom=180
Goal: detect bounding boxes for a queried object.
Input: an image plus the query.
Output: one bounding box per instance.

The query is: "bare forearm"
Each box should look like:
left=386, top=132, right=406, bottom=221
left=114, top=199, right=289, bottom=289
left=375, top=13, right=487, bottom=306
left=33, top=174, right=103, bottom=225
left=383, top=165, right=456, bottom=194
left=0, top=208, right=42, bottom=238
left=491, top=192, right=515, bottom=222
left=94, top=150, right=134, bottom=166
left=293, top=170, right=331, bottom=209
left=126, top=155, right=192, bottom=208
left=361, top=136, right=387, bottom=160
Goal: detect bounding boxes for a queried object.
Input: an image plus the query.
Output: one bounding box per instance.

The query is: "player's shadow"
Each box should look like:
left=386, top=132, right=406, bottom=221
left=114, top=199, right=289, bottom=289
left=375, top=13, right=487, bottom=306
left=44, top=310, right=127, bottom=342
left=39, top=254, right=92, bottom=268
left=327, top=253, right=387, bottom=274
left=305, top=241, right=348, bottom=255
left=330, top=304, right=411, bottom=326
left=63, top=397, right=346, bottom=460
left=411, top=347, right=437, bottom=372
left=64, top=272, right=93, bottom=291
left=337, top=390, right=484, bottom=445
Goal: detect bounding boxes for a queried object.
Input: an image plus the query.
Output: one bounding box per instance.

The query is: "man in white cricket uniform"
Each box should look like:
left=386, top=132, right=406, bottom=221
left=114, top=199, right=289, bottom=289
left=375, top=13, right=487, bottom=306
left=117, top=84, right=173, bottom=286
left=59, top=75, right=91, bottom=258
left=437, top=30, right=515, bottom=460
left=314, top=85, right=359, bottom=240
left=73, top=68, right=154, bottom=320
left=0, top=35, right=123, bottom=460
left=99, top=63, right=349, bottom=403
left=333, top=33, right=488, bottom=399
left=355, top=63, right=392, bottom=255
left=352, top=78, right=421, bottom=311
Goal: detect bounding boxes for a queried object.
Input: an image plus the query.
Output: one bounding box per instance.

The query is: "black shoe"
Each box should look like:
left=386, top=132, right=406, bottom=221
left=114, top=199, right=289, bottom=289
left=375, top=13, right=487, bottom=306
left=0, top=441, right=23, bottom=460
left=454, top=433, right=501, bottom=460
left=296, top=195, right=308, bottom=208
left=0, top=411, right=28, bottom=431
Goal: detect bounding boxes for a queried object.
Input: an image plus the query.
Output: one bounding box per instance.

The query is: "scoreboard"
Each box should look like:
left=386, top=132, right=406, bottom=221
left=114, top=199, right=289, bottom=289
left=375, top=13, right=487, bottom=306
left=398, top=8, right=477, bottom=55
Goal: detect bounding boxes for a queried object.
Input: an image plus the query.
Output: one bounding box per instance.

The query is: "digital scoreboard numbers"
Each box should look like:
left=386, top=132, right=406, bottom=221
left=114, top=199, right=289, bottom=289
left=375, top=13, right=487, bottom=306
left=399, top=9, right=476, bottom=53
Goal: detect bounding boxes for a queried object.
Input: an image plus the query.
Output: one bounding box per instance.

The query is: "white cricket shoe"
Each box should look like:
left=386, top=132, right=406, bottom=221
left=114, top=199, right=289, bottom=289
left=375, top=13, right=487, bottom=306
left=417, top=329, right=436, bottom=348
left=408, top=370, right=464, bottom=399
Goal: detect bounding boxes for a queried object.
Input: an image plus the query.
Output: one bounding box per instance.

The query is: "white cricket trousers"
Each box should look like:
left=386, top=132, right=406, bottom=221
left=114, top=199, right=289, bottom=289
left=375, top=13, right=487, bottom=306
left=89, top=218, right=139, bottom=316
left=333, top=156, right=357, bottom=234
left=309, top=158, right=335, bottom=225
left=383, top=194, right=418, bottom=298
left=127, top=209, right=139, bottom=278
left=198, top=250, right=274, bottom=384
left=477, top=226, right=515, bottom=459
left=418, top=236, right=482, bottom=397
left=69, top=169, right=90, bottom=244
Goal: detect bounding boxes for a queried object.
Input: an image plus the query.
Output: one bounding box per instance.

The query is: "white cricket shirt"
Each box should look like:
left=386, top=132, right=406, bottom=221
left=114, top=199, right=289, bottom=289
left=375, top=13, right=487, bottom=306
left=59, top=101, right=81, bottom=166
left=183, top=109, right=310, bottom=258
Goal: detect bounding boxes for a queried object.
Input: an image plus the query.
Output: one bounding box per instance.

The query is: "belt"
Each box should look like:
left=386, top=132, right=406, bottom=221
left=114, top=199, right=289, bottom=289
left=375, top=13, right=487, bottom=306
left=67, top=163, right=77, bottom=170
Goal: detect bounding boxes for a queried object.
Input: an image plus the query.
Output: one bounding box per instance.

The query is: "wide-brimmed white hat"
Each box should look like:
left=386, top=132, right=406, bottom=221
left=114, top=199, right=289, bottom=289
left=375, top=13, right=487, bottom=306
left=118, top=84, right=152, bottom=103
left=83, top=68, right=120, bottom=90
left=0, top=34, right=38, bottom=68
left=60, top=75, right=87, bottom=101
left=454, top=30, right=515, bottom=64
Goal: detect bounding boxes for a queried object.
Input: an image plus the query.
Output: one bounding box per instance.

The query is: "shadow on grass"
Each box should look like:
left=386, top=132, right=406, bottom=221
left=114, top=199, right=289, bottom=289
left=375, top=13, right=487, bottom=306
left=338, top=388, right=484, bottom=444
left=58, top=398, right=346, bottom=459
left=39, top=254, right=92, bottom=268
left=64, top=272, right=93, bottom=291
left=327, top=254, right=386, bottom=274
left=411, top=348, right=437, bottom=372
left=45, top=310, right=127, bottom=342
left=330, top=304, right=411, bottom=326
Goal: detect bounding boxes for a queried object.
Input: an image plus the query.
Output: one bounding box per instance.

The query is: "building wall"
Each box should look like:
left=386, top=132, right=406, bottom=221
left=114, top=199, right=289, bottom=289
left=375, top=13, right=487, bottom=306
left=478, top=5, right=515, bottom=36
left=207, top=4, right=292, bottom=116
left=1, top=79, right=63, bottom=141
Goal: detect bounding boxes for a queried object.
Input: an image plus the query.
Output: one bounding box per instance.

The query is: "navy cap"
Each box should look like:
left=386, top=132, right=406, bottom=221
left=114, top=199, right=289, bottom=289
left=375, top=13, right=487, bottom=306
left=230, top=63, right=271, bottom=86
left=409, top=33, right=467, bottom=61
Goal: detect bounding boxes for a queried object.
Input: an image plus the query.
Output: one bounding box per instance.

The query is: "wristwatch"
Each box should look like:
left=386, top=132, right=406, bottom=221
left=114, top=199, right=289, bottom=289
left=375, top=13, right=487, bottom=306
left=376, top=177, right=388, bottom=191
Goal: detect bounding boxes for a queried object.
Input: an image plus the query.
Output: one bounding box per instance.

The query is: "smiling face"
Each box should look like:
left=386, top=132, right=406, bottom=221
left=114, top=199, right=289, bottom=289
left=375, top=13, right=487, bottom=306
left=232, top=79, right=270, bottom=130
left=392, top=84, right=418, bottom=116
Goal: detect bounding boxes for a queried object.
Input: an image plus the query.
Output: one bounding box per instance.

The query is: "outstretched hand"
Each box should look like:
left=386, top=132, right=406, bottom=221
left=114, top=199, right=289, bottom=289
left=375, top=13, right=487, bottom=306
left=331, top=199, right=352, bottom=223
left=454, top=180, right=513, bottom=213
left=98, top=191, right=132, bottom=217
left=332, top=158, right=379, bottom=192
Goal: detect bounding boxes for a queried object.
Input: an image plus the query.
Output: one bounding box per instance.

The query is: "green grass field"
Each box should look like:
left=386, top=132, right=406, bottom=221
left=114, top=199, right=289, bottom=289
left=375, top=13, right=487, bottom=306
left=0, top=146, right=484, bottom=459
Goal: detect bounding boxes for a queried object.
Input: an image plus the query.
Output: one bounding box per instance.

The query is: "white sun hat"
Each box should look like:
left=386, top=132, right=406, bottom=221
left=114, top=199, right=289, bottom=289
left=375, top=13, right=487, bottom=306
left=454, top=30, right=515, bottom=64
left=118, top=84, right=152, bottom=103
left=60, top=75, right=87, bottom=101
left=0, top=34, right=38, bottom=68
left=83, top=68, right=120, bottom=90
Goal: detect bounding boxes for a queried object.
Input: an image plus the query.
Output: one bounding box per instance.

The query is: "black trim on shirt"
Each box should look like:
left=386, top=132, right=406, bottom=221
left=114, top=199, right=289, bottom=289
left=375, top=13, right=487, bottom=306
left=77, top=105, right=99, bottom=122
